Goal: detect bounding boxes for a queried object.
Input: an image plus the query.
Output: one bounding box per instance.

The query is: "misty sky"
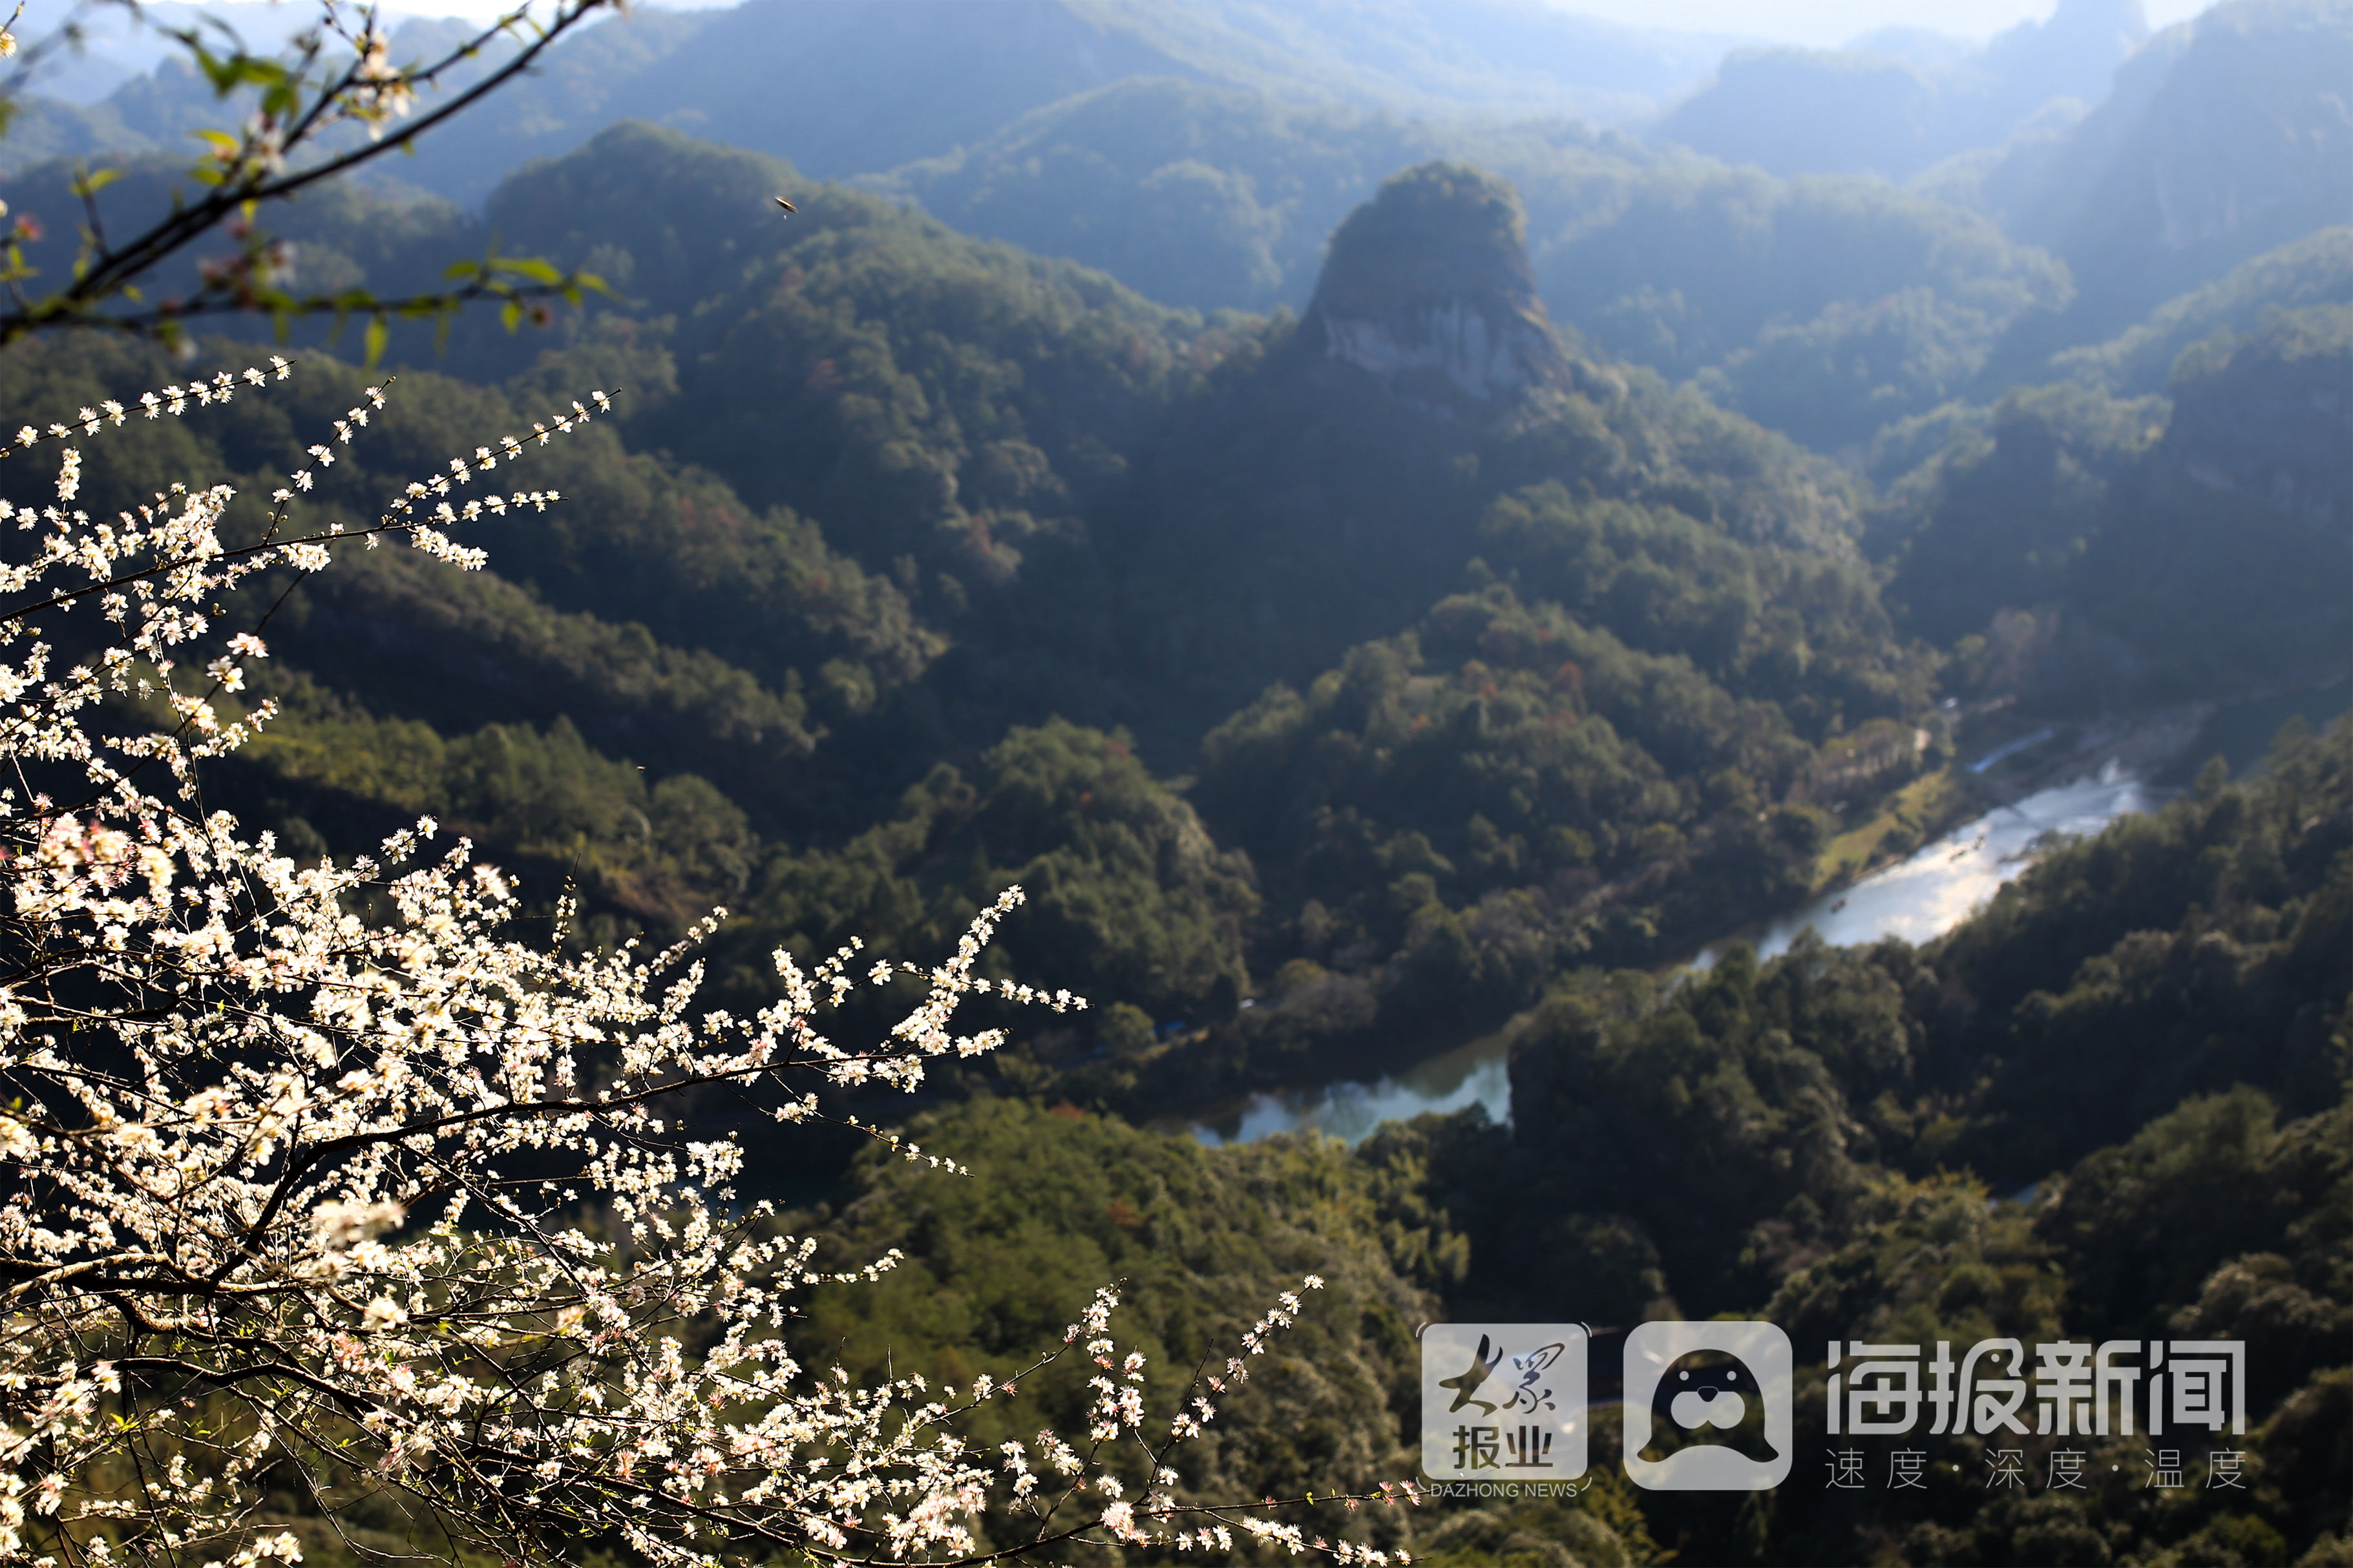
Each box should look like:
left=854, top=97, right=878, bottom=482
left=498, top=0, right=2233, bottom=41
left=11, top=0, right=2233, bottom=61
left=452, top=0, right=2232, bottom=43
left=470, top=0, right=2231, bottom=37
left=1557, top=0, right=2219, bottom=46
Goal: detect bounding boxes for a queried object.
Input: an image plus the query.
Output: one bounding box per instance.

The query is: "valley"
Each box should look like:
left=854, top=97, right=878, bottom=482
left=0, top=1, right=2345, bottom=1562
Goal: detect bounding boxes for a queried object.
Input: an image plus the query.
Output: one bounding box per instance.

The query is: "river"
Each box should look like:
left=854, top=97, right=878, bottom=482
left=1185, top=766, right=2156, bottom=1149
left=1179, top=679, right=2350, bottom=1147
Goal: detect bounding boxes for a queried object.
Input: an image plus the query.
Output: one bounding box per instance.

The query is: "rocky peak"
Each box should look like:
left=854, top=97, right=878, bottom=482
left=1303, top=162, right=1574, bottom=408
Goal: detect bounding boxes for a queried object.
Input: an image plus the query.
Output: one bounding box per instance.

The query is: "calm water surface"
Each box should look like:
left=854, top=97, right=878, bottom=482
left=1690, top=762, right=2154, bottom=967
left=1186, top=766, right=2156, bottom=1149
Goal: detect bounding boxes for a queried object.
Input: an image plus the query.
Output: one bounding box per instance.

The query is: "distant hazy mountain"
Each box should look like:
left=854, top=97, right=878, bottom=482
left=6, top=0, right=369, bottom=103
left=1653, top=0, right=2147, bottom=182
left=867, top=79, right=1462, bottom=312
left=1965, top=0, right=2353, bottom=343
left=871, top=76, right=2074, bottom=452
left=12, top=0, right=2345, bottom=470
left=1106, top=0, right=1740, bottom=113
left=1841, top=25, right=1976, bottom=71
left=1, top=0, right=1749, bottom=202
left=0, top=8, right=489, bottom=174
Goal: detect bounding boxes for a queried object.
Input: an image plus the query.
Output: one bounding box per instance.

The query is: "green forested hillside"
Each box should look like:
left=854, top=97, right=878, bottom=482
left=2048, top=225, right=2353, bottom=393
left=1880, top=300, right=2352, bottom=697
left=635, top=719, right=2351, bottom=1567
left=863, top=78, right=1457, bottom=314
left=1527, top=166, right=2065, bottom=452
left=867, top=78, right=2076, bottom=452
left=0, top=140, right=1960, bottom=1104
left=792, top=1098, right=1435, bottom=1512
left=1173, top=469, right=1932, bottom=1072
left=16, top=123, right=2340, bottom=1109
left=4, top=75, right=2349, bottom=1566
left=1409, top=716, right=2352, bottom=1564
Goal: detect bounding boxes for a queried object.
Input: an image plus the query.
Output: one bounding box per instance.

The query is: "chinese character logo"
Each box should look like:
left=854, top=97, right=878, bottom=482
left=1623, top=1322, right=1793, bottom=1491
left=1824, top=1337, right=2246, bottom=1441
left=1420, top=1324, right=1587, bottom=1481
left=1438, top=1333, right=1502, bottom=1415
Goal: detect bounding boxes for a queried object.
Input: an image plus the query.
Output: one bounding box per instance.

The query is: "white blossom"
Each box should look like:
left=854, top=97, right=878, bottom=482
left=0, top=368, right=1402, bottom=1566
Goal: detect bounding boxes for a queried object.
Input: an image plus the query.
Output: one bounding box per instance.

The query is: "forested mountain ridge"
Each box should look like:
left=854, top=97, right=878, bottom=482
left=0, top=0, right=1742, bottom=198
left=989, top=167, right=1947, bottom=1091
left=1879, top=301, right=2353, bottom=698
left=0, top=136, right=1956, bottom=1114
left=1091, top=163, right=1878, bottom=689
left=863, top=0, right=2350, bottom=457
left=1400, top=715, right=2352, bottom=1564
left=1, top=5, right=2349, bottom=1565
left=7, top=110, right=2341, bottom=1096
left=15, top=0, right=2345, bottom=469
left=2047, top=225, right=2353, bottom=394
left=5, top=57, right=2076, bottom=459
left=867, top=78, right=2078, bottom=451
left=679, top=717, right=2351, bottom=1568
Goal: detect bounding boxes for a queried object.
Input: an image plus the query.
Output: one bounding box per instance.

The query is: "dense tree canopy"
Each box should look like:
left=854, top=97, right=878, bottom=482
left=3, top=57, right=2347, bottom=1563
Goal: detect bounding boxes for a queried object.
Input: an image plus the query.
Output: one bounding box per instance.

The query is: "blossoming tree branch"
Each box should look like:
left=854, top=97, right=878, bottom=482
left=0, top=366, right=1416, bottom=1565
left=0, top=0, right=615, bottom=353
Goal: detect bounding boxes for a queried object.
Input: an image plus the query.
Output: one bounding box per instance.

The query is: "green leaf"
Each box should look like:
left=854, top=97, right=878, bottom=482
left=193, top=48, right=291, bottom=99
left=494, top=256, right=562, bottom=286
left=363, top=315, right=388, bottom=372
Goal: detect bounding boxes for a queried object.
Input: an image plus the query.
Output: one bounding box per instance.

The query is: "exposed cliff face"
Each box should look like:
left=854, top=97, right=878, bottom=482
left=1302, top=162, right=1575, bottom=409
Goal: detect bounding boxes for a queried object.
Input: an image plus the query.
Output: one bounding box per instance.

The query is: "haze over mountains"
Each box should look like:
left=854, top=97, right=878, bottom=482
left=0, top=3, right=2340, bottom=1009
left=14, top=0, right=2346, bottom=454
left=8, top=0, right=1748, bottom=189
left=0, top=3, right=2349, bottom=1565
left=3, top=0, right=2340, bottom=837
left=1658, top=0, right=2151, bottom=180
left=3, top=0, right=2337, bottom=999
